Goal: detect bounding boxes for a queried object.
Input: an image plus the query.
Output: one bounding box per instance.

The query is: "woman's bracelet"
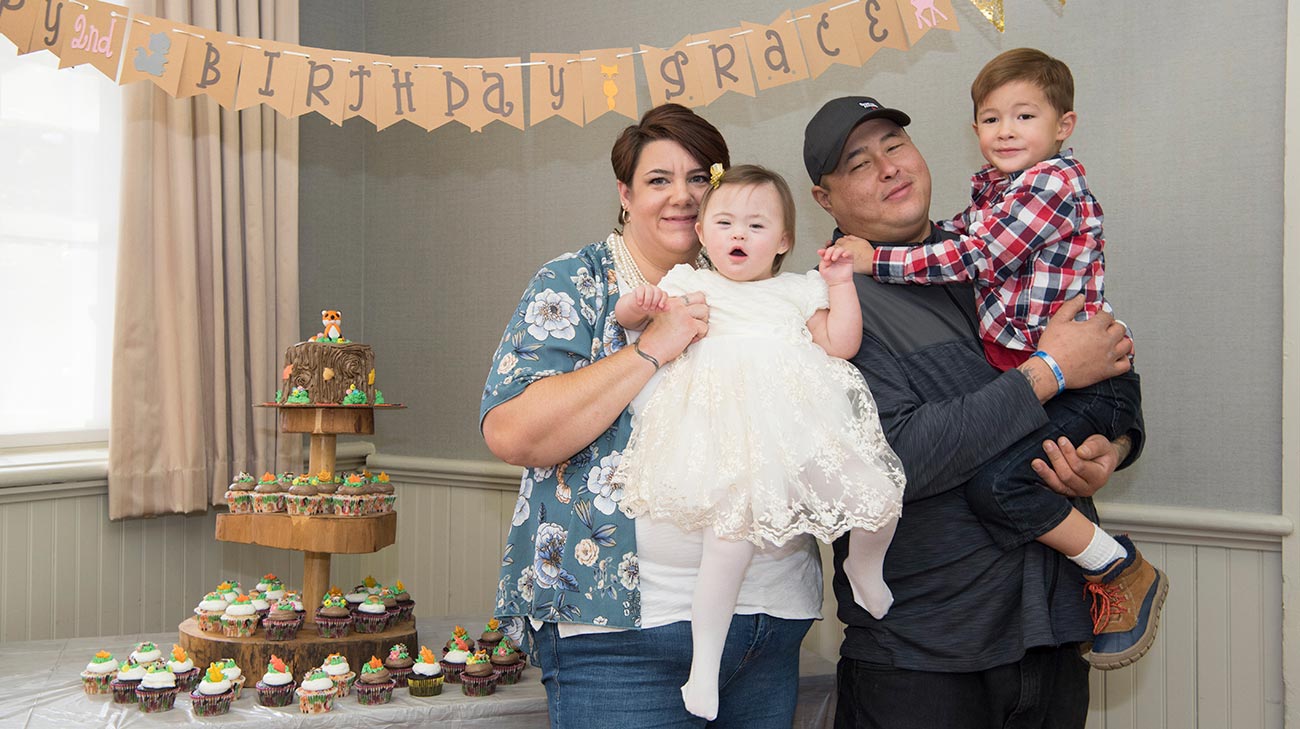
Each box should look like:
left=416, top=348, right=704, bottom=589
left=1031, top=350, right=1066, bottom=394
left=633, top=341, right=661, bottom=371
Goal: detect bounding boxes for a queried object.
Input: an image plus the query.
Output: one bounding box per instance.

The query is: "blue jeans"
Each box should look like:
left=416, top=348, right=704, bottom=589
left=530, top=615, right=814, bottom=729
left=965, top=370, right=1142, bottom=549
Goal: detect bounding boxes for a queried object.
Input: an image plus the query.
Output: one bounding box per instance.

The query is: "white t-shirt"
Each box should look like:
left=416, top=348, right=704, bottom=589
left=538, top=279, right=824, bottom=638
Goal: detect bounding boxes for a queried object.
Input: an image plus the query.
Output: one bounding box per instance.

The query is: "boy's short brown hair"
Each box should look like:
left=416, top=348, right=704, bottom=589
left=970, top=48, right=1074, bottom=119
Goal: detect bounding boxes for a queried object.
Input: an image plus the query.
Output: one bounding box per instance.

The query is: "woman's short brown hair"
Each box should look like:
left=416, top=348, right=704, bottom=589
left=970, top=48, right=1074, bottom=119
left=610, top=104, right=730, bottom=223
left=698, top=164, right=797, bottom=274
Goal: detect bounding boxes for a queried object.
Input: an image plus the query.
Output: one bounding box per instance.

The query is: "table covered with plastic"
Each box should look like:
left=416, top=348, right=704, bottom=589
left=0, top=616, right=836, bottom=727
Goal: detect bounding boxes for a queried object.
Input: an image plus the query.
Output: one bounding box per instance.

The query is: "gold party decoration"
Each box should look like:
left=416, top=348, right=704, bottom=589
left=969, top=0, right=1005, bottom=32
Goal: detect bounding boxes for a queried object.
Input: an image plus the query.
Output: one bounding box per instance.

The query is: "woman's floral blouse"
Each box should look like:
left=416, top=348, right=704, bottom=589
left=482, top=237, right=643, bottom=637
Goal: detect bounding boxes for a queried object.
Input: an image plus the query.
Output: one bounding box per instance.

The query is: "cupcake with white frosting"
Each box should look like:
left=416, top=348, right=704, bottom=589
left=110, top=660, right=147, bottom=704
left=220, top=595, right=258, bottom=637
left=135, top=663, right=178, bottom=712
left=296, top=668, right=337, bottom=713
left=255, top=654, right=297, bottom=707
left=167, top=644, right=199, bottom=692
left=189, top=663, right=234, bottom=717
left=80, top=650, right=119, bottom=695
left=407, top=646, right=444, bottom=697
left=321, top=653, right=356, bottom=697
left=194, top=591, right=229, bottom=633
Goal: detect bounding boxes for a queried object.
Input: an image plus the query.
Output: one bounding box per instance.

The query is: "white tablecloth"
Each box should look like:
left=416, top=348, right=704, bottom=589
left=0, top=617, right=836, bottom=728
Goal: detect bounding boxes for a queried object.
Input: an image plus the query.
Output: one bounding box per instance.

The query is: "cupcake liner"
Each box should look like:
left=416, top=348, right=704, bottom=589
left=263, top=617, right=303, bottom=641
left=328, top=671, right=356, bottom=698
left=315, top=614, right=353, bottom=638
left=284, top=495, right=321, bottom=516
left=385, top=665, right=413, bottom=688
left=352, top=611, right=388, bottom=634
left=333, top=494, right=366, bottom=516
left=225, top=492, right=254, bottom=514
left=229, top=675, right=247, bottom=700
left=438, top=661, right=465, bottom=684
left=397, top=602, right=416, bottom=624
left=407, top=674, right=444, bottom=697
left=492, top=661, right=526, bottom=685
left=135, top=686, right=179, bottom=713
left=385, top=607, right=401, bottom=629
left=252, top=493, right=285, bottom=513
left=460, top=672, right=499, bottom=697
left=354, top=680, right=396, bottom=705
left=173, top=669, right=201, bottom=693
left=383, top=494, right=398, bottom=512
left=80, top=672, right=114, bottom=695
left=189, top=689, right=234, bottom=716
left=256, top=680, right=297, bottom=707
left=195, top=610, right=224, bottom=633
left=221, top=616, right=258, bottom=637
left=111, top=678, right=141, bottom=704
left=296, top=687, right=335, bottom=714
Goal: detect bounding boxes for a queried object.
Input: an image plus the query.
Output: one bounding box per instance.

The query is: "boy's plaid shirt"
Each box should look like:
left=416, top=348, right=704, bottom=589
left=873, top=152, right=1123, bottom=361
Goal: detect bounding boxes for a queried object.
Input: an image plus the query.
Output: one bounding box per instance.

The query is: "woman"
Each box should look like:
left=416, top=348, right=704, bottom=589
left=481, top=104, right=822, bottom=728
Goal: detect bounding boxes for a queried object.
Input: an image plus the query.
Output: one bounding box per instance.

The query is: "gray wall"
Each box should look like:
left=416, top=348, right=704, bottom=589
left=300, top=0, right=1285, bottom=514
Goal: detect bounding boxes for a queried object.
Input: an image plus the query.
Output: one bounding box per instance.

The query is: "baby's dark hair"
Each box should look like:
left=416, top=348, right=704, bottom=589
left=699, top=164, right=797, bottom=274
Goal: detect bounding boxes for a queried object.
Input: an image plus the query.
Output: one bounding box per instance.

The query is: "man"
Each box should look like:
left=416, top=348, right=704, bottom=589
left=803, top=97, right=1143, bottom=728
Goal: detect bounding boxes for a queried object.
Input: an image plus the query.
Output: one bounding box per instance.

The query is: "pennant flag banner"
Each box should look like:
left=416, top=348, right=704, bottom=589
left=0, top=0, right=987, bottom=133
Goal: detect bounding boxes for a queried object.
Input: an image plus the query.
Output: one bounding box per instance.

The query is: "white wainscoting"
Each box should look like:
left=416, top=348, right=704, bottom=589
left=0, top=453, right=1289, bottom=727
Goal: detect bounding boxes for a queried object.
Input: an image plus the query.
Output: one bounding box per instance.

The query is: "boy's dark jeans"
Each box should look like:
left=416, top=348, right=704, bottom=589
left=966, top=370, right=1142, bottom=549
left=835, top=645, right=1091, bottom=729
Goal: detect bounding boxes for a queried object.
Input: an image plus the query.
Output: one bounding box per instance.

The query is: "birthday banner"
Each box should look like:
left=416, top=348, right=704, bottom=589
left=0, top=0, right=965, bottom=133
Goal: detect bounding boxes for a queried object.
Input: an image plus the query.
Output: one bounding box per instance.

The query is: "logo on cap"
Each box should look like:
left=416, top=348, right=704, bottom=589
left=859, top=101, right=879, bottom=110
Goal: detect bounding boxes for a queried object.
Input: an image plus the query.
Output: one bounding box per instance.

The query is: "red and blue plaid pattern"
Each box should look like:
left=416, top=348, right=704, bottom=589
left=873, top=152, right=1128, bottom=369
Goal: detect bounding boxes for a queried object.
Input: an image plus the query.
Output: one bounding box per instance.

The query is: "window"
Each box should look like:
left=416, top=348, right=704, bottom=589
left=0, top=49, right=120, bottom=447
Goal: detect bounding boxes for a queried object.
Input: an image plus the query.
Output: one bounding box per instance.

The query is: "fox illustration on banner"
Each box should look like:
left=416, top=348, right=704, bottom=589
left=579, top=48, right=637, bottom=123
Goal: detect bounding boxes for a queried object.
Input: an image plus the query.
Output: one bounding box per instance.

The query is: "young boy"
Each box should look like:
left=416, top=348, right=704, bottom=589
left=841, top=48, right=1164, bottom=669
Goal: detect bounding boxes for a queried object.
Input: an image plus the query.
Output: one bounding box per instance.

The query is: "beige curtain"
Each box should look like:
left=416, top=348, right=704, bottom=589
left=109, top=0, right=301, bottom=519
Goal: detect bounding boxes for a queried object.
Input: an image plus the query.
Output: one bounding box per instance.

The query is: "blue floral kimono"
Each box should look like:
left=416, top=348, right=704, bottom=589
left=481, top=238, right=642, bottom=641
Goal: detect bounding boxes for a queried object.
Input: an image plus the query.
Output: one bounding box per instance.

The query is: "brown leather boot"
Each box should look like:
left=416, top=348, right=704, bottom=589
left=1082, top=534, right=1168, bottom=670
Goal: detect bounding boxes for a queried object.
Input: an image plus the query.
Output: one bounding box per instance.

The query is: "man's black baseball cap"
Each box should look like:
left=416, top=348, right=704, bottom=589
left=803, top=97, right=911, bottom=185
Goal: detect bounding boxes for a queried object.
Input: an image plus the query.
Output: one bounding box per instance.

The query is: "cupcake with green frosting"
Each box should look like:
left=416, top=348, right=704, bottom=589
left=135, top=663, right=178, bottom=712
left=354, top=656, right=396, bottom=705
left=255, top=655, right=296, bottom=707
left=460, top=650, right=499, bottom=697
left=225, top=471, right=256, bottom=513
left=80, top=650, right=119, bottom=695
left=295, top=667, right=336, bottom=714
left=407, top=645, right=444, bottom=697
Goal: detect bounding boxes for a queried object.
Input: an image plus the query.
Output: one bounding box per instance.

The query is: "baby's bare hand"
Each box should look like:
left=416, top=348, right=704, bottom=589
left=833, top=235, right=876, bottom=275
left=818, top=247, right=855, bottom=284
left=633, top=284, right=669, bottom=312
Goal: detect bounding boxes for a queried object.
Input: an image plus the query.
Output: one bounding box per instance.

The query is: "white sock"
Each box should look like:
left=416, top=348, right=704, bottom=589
left=842, top=520, right=899, bottom=619
left=1069, top=524, right=1128, bottom=572
left=681, top=529, right=754, bottom=722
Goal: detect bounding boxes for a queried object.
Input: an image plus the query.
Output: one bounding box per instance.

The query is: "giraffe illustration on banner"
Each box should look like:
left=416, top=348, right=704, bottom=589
left=910, top=0, right=948, bottom=29
left=601, top=64, right=619, bottom=110
left=133, top=32, right=171, bottom=77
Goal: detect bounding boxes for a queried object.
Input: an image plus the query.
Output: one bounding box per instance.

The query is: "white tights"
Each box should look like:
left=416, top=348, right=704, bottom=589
left=681, top=517, right=899, bottom=721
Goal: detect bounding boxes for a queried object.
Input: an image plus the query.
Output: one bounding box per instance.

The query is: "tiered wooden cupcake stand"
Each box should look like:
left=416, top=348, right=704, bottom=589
left=178, top=404, right=413, bottom=681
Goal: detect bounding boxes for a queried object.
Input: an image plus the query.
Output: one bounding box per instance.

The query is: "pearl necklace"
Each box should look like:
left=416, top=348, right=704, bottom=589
left=608, top=231, right=709, bottom=291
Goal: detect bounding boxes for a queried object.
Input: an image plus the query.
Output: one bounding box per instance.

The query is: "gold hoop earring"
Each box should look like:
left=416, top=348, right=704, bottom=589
left=619, top=207, right=630, bottom=226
